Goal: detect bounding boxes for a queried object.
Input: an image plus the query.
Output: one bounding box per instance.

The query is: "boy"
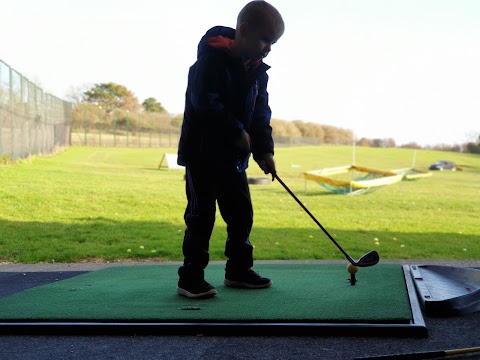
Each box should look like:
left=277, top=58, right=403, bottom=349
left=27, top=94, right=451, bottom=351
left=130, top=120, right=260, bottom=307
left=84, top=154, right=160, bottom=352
left=177, top=1, right=284, bottom=298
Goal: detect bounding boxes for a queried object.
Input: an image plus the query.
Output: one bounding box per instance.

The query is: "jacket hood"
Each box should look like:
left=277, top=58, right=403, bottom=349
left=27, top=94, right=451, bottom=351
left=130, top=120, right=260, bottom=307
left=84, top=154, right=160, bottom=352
left=197, top=26, right=270, bottom=73
left=197, top=26, right=236, bottom=59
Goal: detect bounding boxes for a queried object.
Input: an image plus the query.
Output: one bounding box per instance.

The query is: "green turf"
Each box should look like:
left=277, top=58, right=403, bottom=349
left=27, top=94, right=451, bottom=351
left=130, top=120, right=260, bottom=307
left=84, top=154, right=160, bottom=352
left=0, top=264, right=412, bottom=322
left=1, top=146, right=479, bottom=263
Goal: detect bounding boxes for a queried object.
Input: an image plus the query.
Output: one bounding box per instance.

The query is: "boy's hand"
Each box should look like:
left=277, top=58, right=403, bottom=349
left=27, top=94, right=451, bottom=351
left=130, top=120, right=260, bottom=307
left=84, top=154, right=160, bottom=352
left=235, top=130, right=251, bottom=154
left=259, top=155, right=276, bottom=180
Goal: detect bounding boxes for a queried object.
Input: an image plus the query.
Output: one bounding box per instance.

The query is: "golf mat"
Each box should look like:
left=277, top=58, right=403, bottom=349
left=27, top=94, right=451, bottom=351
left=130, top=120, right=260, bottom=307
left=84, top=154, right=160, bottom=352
left=0, top=264, right=426, bottom=336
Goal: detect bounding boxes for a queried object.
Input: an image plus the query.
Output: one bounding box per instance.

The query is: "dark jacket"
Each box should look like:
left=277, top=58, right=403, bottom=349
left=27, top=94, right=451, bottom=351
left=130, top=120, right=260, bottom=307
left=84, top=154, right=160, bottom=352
left=177, top=26, right=274, bottom=171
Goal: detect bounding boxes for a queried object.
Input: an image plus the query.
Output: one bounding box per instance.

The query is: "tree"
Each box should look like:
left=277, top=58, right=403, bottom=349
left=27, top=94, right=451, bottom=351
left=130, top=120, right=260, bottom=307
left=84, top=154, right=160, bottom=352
left=465, top=142, right=480, bottom=154
left=142, top=97, right=166, bottom=113
left=356, top=137, right=372, bottom=147
left=323, top=125, right=340, bottom=144
left=292, top=120, right=325, bottom=139
left=400, top=142, right=422, bottom=149
left=371, top=138, right=384, bottom=148
left=83, top=82, right=141, bottom=113
left=65, top=84, right=92, bottom=104
left=384, top=138, right=396, bottom=148
left=170, top=114, right=183, bottom=128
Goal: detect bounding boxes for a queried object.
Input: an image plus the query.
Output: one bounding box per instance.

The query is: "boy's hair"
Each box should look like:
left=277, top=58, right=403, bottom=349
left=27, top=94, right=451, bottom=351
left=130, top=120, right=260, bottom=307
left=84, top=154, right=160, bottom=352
left=237, top=1, right=285, bottom=36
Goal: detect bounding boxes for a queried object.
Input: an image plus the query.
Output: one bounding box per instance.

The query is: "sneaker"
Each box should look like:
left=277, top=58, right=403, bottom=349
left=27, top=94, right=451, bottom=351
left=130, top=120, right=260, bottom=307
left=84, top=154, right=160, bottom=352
left=177, top=279, right=217, bottom=299
left=224, top=269, right=272, bottom=289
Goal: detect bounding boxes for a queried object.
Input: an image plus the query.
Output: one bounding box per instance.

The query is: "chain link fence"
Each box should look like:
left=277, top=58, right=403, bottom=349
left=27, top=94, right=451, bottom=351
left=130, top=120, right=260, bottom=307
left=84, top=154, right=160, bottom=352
left=71, top=104, right=180, bottom=148
left=0, top=59, right=336, bottom=160
left=0, top=59, right=73, bottom=161
left=70, top=104, right=331, bottom=149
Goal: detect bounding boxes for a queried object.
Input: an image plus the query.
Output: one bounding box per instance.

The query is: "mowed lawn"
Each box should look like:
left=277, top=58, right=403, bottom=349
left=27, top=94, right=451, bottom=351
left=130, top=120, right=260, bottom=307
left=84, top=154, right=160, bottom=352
left=0, top=146, right=478, bottom=263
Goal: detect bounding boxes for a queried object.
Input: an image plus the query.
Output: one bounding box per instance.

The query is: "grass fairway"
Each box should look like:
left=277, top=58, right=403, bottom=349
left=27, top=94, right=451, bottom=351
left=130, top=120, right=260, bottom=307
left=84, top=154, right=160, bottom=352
left=0, top=146, right=478, bottom=263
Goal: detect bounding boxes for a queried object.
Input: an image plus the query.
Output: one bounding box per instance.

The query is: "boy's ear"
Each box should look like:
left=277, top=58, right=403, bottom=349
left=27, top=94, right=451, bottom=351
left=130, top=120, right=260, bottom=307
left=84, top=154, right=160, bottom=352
left=237, top=22, right=249, bottom=37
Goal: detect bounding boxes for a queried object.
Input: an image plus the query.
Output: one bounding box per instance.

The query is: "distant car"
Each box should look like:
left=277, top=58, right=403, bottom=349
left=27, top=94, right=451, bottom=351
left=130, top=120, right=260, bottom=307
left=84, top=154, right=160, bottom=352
left=429, top=160, right=456, bottom=171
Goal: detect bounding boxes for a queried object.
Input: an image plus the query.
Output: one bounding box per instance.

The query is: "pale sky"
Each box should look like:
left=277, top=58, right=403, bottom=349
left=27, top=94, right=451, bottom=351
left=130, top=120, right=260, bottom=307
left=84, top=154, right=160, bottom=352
left=1, top=0, right=479, bottom=146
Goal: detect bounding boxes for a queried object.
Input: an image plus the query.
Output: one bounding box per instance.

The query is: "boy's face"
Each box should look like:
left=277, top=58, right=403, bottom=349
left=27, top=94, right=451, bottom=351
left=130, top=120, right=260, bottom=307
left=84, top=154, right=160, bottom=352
left=238, top=23, right=282, bottom=61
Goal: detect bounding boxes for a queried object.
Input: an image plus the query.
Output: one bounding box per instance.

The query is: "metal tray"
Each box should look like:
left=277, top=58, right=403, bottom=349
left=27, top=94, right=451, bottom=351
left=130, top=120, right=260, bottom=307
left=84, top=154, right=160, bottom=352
left=410, top=265, right=480, bottom=317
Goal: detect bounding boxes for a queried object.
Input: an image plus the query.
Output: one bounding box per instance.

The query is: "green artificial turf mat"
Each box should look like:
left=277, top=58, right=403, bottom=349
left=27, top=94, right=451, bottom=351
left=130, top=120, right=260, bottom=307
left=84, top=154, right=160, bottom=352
left=0, top=264, right=412, bottom=323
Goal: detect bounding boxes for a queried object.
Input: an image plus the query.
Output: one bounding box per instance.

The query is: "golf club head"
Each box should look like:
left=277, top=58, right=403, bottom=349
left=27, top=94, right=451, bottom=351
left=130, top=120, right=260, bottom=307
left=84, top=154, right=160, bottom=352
left=354, top=250, right=380, bottom=267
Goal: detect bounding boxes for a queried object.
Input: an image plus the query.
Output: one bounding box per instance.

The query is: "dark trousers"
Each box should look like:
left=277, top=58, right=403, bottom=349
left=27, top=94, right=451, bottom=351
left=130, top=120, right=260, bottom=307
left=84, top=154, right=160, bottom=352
left=179, top=164, right=254, bottom=280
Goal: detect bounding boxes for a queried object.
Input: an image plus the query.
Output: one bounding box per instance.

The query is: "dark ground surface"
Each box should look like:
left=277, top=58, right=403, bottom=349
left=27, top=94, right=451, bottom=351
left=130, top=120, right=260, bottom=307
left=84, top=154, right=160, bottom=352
left=0, top=260, right=479, bottom=360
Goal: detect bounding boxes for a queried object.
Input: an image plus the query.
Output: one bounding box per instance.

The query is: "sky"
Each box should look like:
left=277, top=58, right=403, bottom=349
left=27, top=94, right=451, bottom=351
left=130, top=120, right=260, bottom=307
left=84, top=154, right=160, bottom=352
left=1, top=0, right=479, bottom=146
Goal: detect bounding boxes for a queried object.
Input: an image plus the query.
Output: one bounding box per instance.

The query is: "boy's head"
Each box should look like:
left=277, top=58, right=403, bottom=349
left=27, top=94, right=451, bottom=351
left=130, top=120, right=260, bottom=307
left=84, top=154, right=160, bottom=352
left=233, top=1, right=285, bottom=61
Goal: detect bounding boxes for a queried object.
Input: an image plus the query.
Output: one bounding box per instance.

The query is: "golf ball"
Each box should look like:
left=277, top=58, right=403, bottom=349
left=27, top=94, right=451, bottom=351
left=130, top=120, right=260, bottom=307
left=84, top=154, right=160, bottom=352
left=347, top=263, right=358, bottom=274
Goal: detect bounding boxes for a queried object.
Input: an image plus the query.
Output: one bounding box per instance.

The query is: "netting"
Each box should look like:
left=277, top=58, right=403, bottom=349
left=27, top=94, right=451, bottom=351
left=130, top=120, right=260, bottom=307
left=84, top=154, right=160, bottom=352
left=391, top=168, right=432, bottom=181
left=304, top=165, right=404, bottom=195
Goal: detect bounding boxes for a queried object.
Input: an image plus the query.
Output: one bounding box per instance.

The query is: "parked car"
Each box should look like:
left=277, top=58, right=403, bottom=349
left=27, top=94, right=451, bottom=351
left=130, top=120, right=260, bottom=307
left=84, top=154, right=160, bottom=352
left=429, top=160, right=456, bottom=171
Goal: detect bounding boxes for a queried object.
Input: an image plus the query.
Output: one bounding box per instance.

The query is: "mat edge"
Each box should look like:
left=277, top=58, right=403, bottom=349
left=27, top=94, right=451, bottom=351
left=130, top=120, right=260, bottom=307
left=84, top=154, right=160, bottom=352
left=0, top=266, right=427, bottom=338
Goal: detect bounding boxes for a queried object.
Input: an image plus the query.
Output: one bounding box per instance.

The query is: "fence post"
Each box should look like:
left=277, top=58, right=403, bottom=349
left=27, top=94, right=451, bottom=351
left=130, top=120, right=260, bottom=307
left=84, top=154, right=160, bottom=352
left=9, top=67, right=14, bottom=159
left=113, top=109, right=117, bottom=147
left=158, top=113, right=161, bottom=147
left=34, top=86, right=39, bottom=154
left=168, top=114, right=171, bottom=147
left=42, top=93, right=46, bottom=155
left=138, top=111, right=141, bottom=148
left=83, top=104, right=87, bottom=146
left=126, top=110, right=129, bottom=146
left=28, top=81, right=32, bottom=157
left=20, top=76, right=24, bottom=158
left=149, top=112, right=152, bottom=148
left=98, top=106, right=102, bottom=146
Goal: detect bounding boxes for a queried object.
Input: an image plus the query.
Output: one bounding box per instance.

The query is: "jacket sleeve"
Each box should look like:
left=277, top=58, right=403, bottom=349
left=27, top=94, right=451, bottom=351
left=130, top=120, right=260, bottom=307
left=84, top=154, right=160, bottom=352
left=250, top=72, right=274, bottom=163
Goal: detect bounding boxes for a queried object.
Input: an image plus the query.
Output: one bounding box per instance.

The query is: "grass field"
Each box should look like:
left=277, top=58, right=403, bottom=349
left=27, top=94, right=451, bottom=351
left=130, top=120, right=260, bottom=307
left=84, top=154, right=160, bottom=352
left=0, top=146, right=478, bottom=263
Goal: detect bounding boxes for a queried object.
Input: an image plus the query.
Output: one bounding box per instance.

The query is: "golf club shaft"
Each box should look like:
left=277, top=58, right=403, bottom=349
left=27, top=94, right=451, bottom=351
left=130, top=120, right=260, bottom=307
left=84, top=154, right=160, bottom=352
left=354, top=346, right=480, bottom=359
left=272, top=172, right=355, bottom=264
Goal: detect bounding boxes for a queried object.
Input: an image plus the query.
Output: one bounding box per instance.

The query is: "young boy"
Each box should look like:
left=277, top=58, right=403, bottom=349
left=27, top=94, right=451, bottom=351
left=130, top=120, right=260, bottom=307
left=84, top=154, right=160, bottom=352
left=176, top=1, right=285, bottom=298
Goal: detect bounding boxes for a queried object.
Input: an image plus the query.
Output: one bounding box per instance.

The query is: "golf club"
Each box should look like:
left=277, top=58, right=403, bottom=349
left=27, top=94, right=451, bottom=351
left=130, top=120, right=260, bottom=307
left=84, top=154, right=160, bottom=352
left=354, top=345, right=480, bottom=359
left=270, top=170, right=379, bottom=267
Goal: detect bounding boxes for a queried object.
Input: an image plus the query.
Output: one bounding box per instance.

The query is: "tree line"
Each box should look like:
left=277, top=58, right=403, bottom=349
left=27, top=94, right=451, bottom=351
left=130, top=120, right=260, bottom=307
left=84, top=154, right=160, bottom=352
left=70, top=82, right=480, bottom=153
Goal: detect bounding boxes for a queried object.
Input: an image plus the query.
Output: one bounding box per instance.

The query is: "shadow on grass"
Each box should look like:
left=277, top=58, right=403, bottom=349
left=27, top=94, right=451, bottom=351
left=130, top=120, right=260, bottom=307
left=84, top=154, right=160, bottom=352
left=0, top=218, right=185, bottom=263
left=0, top=219, right=478, bottom=263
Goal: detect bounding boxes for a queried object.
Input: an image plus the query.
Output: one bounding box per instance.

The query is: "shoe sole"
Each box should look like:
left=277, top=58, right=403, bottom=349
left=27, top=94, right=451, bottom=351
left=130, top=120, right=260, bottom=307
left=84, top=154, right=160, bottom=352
left=176, top=286, right=217, bottom=299
left=223, top=279, right=272, bottom=289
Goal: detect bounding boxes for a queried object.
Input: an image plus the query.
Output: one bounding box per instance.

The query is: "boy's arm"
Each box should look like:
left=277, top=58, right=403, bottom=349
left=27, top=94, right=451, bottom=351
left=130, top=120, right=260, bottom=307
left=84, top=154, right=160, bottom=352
left=250, top=73, right=275, bottom=169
